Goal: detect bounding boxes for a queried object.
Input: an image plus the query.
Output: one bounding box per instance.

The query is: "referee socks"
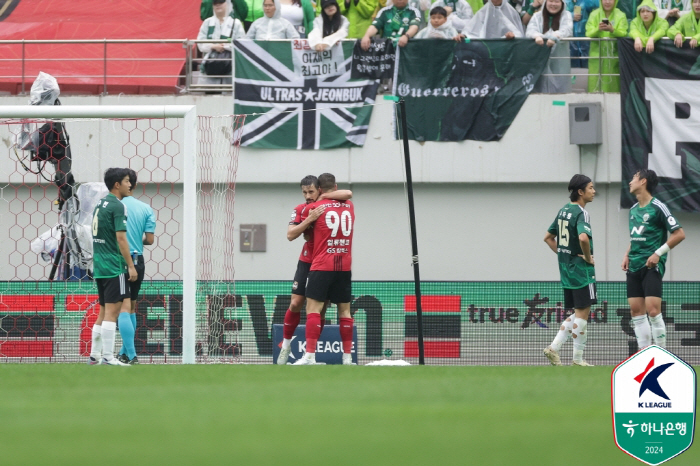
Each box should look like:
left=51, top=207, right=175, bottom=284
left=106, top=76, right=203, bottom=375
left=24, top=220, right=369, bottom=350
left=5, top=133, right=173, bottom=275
left=118, top=312, right=136, bottom=360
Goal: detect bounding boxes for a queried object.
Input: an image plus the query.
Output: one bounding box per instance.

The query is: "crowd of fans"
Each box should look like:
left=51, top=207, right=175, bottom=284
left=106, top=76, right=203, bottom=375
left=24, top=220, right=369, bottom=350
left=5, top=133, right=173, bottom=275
left=197, top=0, right=700, bottom=91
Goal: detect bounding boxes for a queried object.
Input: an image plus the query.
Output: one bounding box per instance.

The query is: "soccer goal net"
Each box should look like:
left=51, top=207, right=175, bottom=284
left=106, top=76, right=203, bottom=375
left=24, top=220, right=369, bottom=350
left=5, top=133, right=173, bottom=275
left=0, top=105, right=245, bottom=364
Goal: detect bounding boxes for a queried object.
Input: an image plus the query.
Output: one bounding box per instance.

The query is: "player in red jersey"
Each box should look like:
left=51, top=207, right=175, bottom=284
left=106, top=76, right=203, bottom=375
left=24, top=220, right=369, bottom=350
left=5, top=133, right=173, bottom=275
left=294, top=173, right=355, bottom=365
left=277, top=175, right=352, bottom=365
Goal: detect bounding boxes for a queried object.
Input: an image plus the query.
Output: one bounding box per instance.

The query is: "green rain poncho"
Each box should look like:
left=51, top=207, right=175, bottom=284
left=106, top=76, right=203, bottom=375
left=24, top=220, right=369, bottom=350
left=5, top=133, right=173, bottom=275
left=667, top=5, right=700, bottom=41
left=628, top=0, right=669, bottom=43
left=586, top=0, right=629, bottom=92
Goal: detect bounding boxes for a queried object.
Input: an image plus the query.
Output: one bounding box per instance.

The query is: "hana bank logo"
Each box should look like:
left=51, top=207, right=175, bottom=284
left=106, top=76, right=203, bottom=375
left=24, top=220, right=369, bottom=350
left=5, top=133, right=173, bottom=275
left=635, top=358, right=674, bottom=408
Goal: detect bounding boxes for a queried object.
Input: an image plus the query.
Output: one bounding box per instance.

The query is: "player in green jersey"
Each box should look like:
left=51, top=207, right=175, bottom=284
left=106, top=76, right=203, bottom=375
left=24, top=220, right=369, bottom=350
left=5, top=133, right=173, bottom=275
left=621, top=169, right=685, bottom=350
left=88, top=168, right=138, bottom=366
left=543, top=174, right=596, bottom=366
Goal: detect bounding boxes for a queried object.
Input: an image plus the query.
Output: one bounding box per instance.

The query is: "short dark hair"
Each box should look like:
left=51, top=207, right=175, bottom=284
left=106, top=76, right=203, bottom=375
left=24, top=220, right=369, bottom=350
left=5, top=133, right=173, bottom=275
left=104, top=167, right=129, bottom=191
left=126, top=168, right=138, bottom=190
left=430, top=6, right=447, bottom=17
left=300, top=175, right=319, bottom=188
left=568, top=174, right=592, bottom=201
left=318, top=173, right=336, bottom=191
left=636, top=168, right=658, bottom=194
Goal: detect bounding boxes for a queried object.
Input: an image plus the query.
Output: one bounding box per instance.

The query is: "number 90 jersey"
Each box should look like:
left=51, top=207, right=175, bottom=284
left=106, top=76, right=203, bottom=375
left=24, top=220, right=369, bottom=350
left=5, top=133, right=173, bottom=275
left=547, top=203, right=595, bottom=289
left=301, top=199, right=354, bottom=272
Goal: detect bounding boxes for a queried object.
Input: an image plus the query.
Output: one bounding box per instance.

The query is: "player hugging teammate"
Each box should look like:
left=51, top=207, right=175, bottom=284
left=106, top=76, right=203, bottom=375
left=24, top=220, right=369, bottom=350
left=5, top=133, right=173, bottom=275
left=278, top=174, right=354, bottom=365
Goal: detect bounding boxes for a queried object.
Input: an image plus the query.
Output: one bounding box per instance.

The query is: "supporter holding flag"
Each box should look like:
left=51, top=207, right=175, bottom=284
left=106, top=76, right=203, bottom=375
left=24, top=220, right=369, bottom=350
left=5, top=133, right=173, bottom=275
left=585, top=0, right=628, bottom=92
left=526, top=0, right=573, bottom=92
left=309, top=0, right=350, bottom=50
left=629, top=0, right=669, bottom=53
left=668, top=0, right=700, bottom=47
left=457, top=0, right=525, bottom=39
left=278, top=0, right=316, bottom=37
left=197, top=0, right=246, bottom=86
left=415, top=6, right=460, bottom=38
left=567, top=0, right=599, bottom=68
left=360, top=0, right=421, bottom=50
left=246, top=0, right=301, bottom=38
left=431, top=0, right=474, bottom=31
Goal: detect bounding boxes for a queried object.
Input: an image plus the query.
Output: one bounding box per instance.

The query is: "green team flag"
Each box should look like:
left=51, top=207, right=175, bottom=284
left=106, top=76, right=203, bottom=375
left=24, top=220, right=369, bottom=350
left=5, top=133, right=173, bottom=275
left=234, top=40, right=379, bottom=149
left=393, top=40, right=551, bottom=142
left=619, top=38, right=700, bottom=213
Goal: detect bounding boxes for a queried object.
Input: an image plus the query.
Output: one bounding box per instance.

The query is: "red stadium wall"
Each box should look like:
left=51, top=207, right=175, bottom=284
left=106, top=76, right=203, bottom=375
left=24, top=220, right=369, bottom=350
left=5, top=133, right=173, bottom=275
left=0, top=0, right=202, bottom=94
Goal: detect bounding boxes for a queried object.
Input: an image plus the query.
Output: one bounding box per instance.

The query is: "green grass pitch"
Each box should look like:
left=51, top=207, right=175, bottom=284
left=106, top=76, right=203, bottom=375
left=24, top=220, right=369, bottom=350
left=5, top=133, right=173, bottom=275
left=1, top=365, right=697, bottom=466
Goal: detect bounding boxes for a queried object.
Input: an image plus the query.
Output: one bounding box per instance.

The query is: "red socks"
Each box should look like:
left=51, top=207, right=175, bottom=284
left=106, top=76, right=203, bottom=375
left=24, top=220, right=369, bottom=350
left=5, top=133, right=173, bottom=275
left=283, top=309, right=301, bottom=340
left=339, top=317, right=354, bottom=354
left=305, top=313, right=322, bottom=354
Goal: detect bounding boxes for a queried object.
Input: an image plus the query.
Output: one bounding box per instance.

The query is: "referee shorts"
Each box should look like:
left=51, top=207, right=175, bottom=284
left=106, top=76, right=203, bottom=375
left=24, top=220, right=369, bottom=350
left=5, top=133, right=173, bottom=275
left=96, top=274, right=131, bottom=305
left=130, top=255, right=146, bottom=301
left=291, top=260, right=312, bottom=296
left=305, top=270, right=352, bottom=304
left=563, top=283, right=597, bottom=310
left=627, top=268, right=663, bottom=299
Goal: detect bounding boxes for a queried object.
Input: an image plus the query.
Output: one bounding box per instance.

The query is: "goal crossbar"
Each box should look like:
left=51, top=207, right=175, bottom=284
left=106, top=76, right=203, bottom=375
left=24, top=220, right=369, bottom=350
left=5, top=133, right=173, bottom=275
left=2, top=105, right=198, bottom=364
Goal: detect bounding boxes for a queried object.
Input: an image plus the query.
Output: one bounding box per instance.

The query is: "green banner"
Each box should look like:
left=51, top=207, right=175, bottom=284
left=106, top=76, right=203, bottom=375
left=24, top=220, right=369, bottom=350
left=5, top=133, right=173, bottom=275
left=233, top=40, right=379, bottom=149
left=393, top=40, right=551, bottom=141
left=1, top=281, right=699, bottom=365
left=619, top=39, right=700, bottom=213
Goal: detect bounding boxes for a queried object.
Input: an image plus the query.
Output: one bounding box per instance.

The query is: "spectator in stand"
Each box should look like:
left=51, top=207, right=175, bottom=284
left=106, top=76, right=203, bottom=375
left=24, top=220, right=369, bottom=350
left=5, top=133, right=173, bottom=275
left=244, top=0, right=266, bottom=29
left=526, top=0, right=573, bottom=92
left=247, top=0, right=301, bottom=38
left=668, top=0, right=700, bottom=47
left=415, top=6, right=460, bottom=37
left=457, top=0, right=524, bottom=39
left=521, top=0, right=544, bottom=26
left=279, top=0, right=316, bottom=37
left=629, top=0, right=669, bottom=52
left=360, top=0, right=420, bottom=50
left=468, top=0, right=486, bottom=14
left=432, top=0, right=474, bottom=31
left=616, top=0, right=638, bottom=21
left=655, top=0, right=691, bottom=27
left=198, top=0, right=246, bottom=86
left=201, top=0, right=249, bottom=22
left=586, top=0, right=628, bottom=92
left=344, top=0, right=379, bottom=39
left=309, top=0, right=350, bottom=50
left=406, top=0, right=434, bottom=30
left=567, top=0, right=599, bottom=68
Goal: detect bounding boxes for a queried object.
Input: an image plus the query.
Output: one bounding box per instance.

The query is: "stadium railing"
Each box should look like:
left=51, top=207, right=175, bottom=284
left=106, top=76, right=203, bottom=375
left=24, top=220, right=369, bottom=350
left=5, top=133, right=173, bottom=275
left=0, top=38, right=692, bottom=96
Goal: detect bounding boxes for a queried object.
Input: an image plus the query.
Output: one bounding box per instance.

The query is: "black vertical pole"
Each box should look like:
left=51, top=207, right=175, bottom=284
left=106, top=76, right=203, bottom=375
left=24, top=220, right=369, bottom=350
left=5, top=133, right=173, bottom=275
left=397, top=99, right=425, bottom=365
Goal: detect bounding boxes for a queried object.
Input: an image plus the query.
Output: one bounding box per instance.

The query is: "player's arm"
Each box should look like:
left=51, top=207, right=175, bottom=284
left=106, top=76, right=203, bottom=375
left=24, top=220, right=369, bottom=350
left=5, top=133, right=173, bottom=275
left=319, top=189, right=352, bottom=201
left=543, top=232, right=558, bottom=254
left=116, top=230, right=137, bottom=281
left=578, top=233, right=594, bottom=265
left=646, top=228, right=685, bottom=268
left=287, top=205, right=326, bottom=241
left=621, top=244, right=631, bottom=271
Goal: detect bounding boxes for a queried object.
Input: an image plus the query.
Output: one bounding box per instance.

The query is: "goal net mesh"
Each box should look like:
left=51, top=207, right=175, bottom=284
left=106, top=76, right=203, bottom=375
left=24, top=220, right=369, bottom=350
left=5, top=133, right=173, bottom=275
left=0, top=114, right=244, bottom=363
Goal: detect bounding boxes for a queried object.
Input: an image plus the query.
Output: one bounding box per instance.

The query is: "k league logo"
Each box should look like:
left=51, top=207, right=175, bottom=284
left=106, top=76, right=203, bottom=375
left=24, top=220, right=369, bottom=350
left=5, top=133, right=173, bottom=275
left=612, top=346, right=696, bottom=465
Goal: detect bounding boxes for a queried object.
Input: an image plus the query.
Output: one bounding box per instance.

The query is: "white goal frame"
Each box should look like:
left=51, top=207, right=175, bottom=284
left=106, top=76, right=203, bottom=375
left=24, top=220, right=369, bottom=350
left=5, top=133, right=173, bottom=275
left=2, top=105, right=199, bottom=364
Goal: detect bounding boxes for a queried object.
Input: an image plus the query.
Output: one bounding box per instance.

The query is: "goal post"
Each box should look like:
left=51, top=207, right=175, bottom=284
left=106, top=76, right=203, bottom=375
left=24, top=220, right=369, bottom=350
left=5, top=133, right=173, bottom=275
left=0, top=105, right=242, bottom=364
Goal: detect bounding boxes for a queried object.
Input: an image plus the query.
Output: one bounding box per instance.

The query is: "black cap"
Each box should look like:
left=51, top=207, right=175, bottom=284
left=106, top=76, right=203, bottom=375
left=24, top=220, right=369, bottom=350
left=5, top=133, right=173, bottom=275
left=212, top=0, right=226, bottom=4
